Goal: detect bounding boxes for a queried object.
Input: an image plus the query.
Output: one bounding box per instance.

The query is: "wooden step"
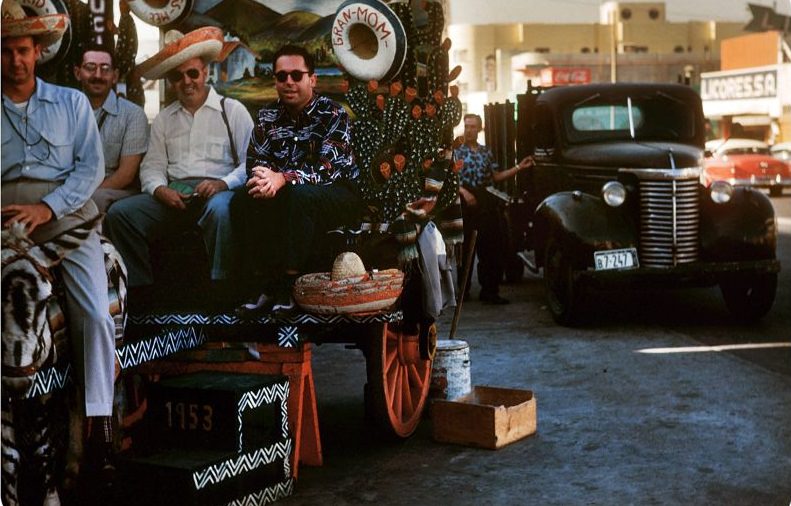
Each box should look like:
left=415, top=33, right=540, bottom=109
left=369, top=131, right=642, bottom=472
left=145, top=372, right=289, bottom=453
left=117, top=438, right=293, bottom=506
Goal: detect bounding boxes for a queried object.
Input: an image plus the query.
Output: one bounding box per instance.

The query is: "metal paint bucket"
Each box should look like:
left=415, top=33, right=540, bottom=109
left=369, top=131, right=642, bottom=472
left=429, top=339, right=471, bottom=401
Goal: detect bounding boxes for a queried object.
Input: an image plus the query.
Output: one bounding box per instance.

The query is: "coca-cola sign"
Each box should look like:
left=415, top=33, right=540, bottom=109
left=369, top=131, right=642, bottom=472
left=540, top=67, right=591, bottom=86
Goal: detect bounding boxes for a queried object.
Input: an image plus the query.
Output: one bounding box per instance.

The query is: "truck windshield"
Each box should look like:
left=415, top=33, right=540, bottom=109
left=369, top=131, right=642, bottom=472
left=565, top=92, right=697, bottom=144
left=572, top=105, right=644, bottom=131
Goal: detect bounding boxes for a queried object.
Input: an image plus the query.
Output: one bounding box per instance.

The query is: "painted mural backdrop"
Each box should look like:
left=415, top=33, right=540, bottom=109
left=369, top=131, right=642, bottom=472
left=177, top=0, right=346, bottom=107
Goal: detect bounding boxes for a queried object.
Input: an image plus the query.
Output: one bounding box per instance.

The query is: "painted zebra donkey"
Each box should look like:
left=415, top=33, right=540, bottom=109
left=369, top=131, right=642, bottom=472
left=2, top=216, right=127, bottom=506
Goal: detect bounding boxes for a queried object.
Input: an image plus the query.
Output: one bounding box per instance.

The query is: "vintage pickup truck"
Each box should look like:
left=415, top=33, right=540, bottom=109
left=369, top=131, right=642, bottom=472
left=487, top=83, right=780, bottom=325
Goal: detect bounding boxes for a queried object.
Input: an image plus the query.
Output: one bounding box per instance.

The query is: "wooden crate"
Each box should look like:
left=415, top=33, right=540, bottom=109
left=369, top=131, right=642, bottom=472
left=431, top=386, right=537, bottom=449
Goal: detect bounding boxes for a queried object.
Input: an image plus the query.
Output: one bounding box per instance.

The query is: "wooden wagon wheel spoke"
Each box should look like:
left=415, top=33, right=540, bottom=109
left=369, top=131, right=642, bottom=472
left=366, top=322, right=432, bottom=438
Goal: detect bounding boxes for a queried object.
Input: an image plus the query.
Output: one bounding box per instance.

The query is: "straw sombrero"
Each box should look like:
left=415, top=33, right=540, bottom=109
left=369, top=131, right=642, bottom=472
left=1, top=0, right=69, bottom=48
left=135, top=26, right=223, bottom=80
left=294, top=252, right=404, bottom=315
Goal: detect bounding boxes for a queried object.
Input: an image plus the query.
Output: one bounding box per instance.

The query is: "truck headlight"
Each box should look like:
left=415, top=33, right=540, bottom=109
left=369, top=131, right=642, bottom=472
left=601, top=181, right=626, bottom=207
left=710, top=180, right=733, bottom=204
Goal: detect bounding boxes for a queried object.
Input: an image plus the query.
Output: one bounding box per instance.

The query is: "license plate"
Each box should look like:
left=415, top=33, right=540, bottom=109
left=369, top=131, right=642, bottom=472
left=594, top=248, right=638, bottom=271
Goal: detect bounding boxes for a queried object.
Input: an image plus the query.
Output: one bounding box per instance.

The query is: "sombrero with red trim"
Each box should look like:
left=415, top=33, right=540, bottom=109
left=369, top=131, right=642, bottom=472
left=135, top=26, right=223, bottom=80
left=1, top=0, right=68, bottom=48
left=294, top=252, right=404, bottom=315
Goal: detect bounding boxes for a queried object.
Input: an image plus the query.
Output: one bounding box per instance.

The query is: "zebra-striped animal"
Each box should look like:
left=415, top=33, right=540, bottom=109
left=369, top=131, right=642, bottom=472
left=1, top=217, right=127, bottom=506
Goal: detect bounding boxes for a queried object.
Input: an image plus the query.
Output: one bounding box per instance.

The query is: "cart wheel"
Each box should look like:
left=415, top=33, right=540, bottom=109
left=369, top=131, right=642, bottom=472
left=366, top=322, right=432, bottom=439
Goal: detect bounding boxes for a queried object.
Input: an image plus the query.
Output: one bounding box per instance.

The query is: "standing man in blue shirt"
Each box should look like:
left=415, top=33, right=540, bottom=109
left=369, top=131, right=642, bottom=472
left=232, top=44, right=361, bottom=315
left=74, top=44, right=149, bottom=213
left=454, top=113, right=533, bottom=304
left=1, top=0, right=117, bottom=470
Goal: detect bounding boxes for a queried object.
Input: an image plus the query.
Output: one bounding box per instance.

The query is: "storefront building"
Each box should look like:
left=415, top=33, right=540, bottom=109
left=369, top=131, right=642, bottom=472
left=701, top=31, right=791, bottom=143
left=447, top=1, right=747, bottom=119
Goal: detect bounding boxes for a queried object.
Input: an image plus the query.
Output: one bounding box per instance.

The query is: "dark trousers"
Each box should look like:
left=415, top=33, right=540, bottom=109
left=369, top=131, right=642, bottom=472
left=459, top=188, right=505, bottom=298
left=230, top=182, right=361, bottom=292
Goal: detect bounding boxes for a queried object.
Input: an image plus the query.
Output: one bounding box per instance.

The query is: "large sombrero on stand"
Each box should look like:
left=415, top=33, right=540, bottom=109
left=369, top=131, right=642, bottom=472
left=1, top=0, right=69, bottom=48
left=135, top=26, right=223, bottom=80
left=294, top=252, right=404, bottom=315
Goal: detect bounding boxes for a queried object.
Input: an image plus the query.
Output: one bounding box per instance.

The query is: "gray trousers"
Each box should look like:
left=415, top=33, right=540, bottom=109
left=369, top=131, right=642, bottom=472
left=61, top=231, right=117, bottom=417
left=2, top=180, right=115, bottom=417
left=91, top=187, right=138, bottom=214
left=104, top=190, right=235, bottom=287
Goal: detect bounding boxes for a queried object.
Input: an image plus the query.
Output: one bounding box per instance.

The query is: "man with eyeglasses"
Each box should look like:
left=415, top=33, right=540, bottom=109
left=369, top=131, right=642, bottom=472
left=231, top=44, right=360, bottom=315
left=1, top=0, right=118, bottom=478
left=74, top=44, right=149, bottom=213
left=104, top=27, right=253, bottom=303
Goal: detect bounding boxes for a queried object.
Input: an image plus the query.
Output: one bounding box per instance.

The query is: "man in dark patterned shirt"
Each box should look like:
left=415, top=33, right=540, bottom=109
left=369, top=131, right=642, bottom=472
left=231, top=44, right=360, bottom=314
left=455, top=114, right=533, bottom=304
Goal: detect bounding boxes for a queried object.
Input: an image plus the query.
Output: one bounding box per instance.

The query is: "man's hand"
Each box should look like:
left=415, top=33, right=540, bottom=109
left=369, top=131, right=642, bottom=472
left=459, top=187, right=477, bottom=207
left=406, top=196, right=437, bottom=218
left=153, top=186, right=188, bottom=210
left=247, top=166, right=286, bottom=199
left=516, top=155, right=535, bottom=171
left=195, top=179, right=228, bottom=199
left=1, top=203, right=53, bottom=234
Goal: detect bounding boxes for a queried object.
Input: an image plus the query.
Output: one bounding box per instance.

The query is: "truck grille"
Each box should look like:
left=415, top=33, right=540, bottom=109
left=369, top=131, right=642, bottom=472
left=637, top=173, right=700, bottom=268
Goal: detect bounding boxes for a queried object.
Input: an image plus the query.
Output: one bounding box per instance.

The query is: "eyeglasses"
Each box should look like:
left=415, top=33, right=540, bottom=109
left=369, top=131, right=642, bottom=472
left=166, top=68, right=201, bottom=83
left=81, top=62, right=113, bottom=75
left=274, top=70, right=311, bottom=83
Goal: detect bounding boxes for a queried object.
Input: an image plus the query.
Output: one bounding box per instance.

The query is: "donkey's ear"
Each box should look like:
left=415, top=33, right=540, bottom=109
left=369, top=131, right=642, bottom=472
left=27, top=215, right=103, bottom=269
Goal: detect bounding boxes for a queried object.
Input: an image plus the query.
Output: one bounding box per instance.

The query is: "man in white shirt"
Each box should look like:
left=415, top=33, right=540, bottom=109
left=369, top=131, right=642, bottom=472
left=104, top=27, right=253, bottom=293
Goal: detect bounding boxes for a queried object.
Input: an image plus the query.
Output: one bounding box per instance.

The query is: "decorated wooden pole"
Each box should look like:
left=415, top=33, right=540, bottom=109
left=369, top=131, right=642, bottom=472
left=333, top=0, right=464, bottom=267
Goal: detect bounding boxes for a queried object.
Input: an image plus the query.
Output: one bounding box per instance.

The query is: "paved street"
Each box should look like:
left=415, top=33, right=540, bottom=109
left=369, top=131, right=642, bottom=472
left=280, top=193, right=791, bottom=505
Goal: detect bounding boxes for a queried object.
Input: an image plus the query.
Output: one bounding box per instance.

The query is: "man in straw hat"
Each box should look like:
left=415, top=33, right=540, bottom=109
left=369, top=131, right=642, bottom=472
left=231, top=44, right=361, bottom=316
left=104, top=27, right=253, bottom=303
left=1, top=0, right=117, bottom=474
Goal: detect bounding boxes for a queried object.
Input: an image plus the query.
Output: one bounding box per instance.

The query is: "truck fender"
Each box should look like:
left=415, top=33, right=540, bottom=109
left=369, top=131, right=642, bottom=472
left=700, top=187, right=777, bottom=262
left=533, top=191, right=636, bottom=269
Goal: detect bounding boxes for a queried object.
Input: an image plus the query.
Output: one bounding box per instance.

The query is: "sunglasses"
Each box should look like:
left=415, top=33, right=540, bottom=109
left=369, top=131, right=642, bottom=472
left=82, top=62, right=113, bottom=75
left=275, top=70, right=311, bottom=83
left=166, top=68, right=201, bottom=83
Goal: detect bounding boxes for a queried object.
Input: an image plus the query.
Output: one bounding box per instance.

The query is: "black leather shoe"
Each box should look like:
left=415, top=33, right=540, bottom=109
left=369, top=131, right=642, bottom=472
left=480, top=293, right=510, bottom=305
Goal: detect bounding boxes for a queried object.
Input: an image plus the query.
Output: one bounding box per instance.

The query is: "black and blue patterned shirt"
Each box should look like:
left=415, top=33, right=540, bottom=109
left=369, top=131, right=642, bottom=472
left=454, top=143, right=500, bottom=190
left=246, top=94, right=358, bottom=185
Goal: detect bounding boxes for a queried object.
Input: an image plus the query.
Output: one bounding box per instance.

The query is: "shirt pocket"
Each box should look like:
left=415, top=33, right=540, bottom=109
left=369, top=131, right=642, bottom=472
left=2, top=124, right=12, bottom=145
left=38, top=125, right=73, bottom=168
left=205, top=134, right=231, bottom=165
left=164, top=132, right=190, bottom=163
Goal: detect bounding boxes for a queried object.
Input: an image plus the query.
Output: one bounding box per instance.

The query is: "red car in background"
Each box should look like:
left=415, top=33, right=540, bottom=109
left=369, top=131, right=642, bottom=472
left=704, top=138, right=791, bottom=196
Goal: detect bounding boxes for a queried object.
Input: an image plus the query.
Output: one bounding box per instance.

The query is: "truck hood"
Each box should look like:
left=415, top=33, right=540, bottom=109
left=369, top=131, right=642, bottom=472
left=561, top=142, right=703, bottom=169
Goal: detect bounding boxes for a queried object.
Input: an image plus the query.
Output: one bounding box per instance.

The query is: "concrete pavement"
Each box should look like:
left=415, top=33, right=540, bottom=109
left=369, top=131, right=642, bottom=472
left=279, top=279, right=791, bottom=505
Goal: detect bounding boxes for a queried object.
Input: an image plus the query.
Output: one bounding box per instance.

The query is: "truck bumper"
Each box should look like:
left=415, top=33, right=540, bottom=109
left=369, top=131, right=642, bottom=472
left=576, top=258, right=781, bottom=289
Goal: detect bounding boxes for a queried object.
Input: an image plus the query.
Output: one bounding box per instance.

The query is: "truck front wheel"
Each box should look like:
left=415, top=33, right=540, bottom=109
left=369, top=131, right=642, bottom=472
left=719, top=272, right=777, bottom=322
left=543, top=239, right=586, bottom=325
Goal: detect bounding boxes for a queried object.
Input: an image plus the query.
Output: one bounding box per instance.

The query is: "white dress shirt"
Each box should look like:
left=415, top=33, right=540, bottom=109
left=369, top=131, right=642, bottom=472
left=139, top=86, right=253, bottom=195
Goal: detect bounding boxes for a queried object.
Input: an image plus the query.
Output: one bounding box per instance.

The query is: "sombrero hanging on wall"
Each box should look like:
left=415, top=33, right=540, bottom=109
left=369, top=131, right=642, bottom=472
left=134, top=26, right=223, bottom=80
left=294, top=252, right=404, bottom=315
